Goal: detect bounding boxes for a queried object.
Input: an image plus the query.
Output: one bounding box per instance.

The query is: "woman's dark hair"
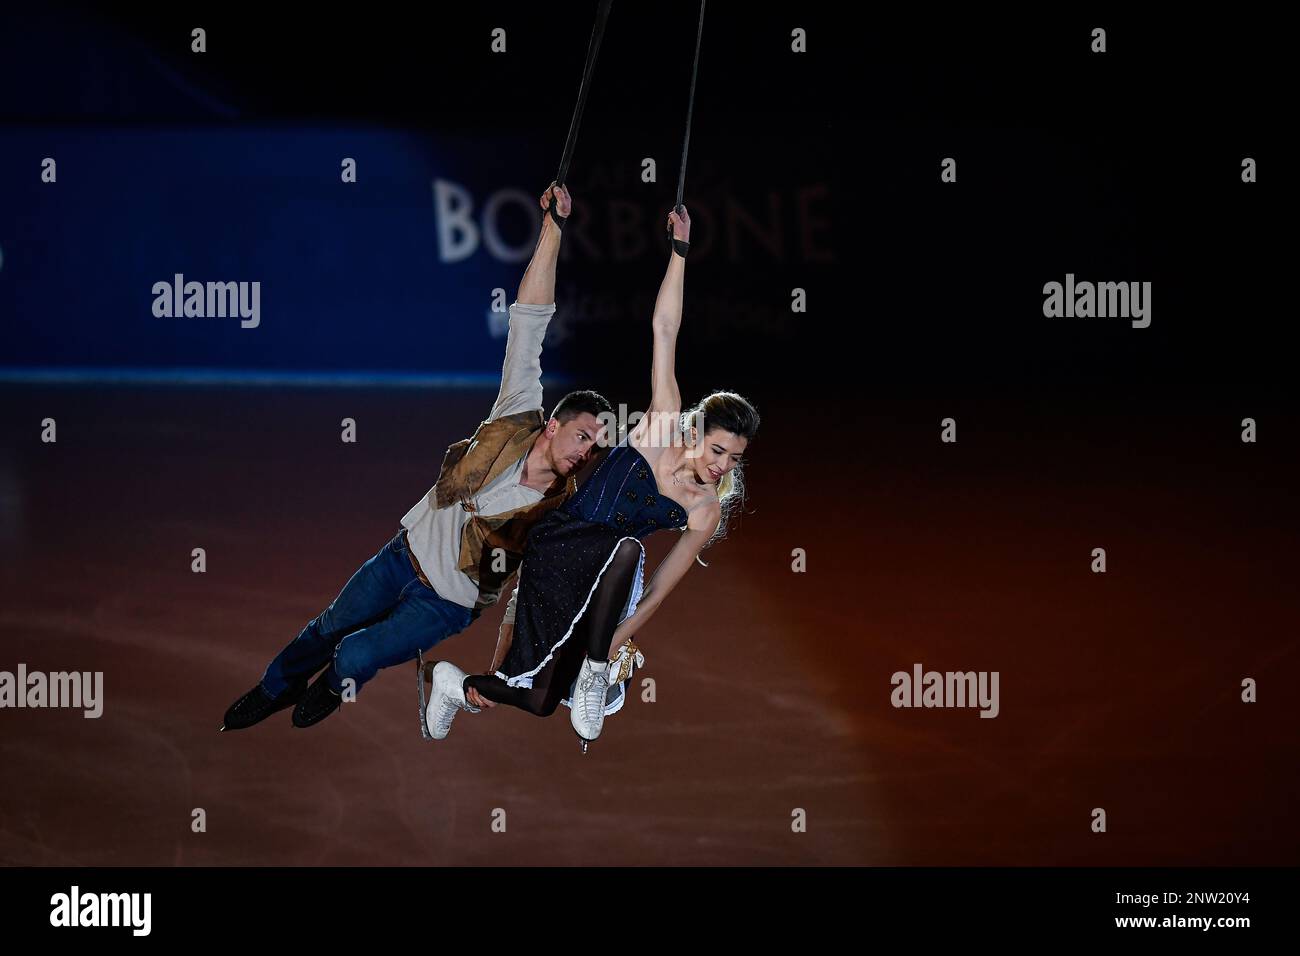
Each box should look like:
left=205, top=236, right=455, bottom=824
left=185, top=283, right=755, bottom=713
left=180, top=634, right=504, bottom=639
left=688, top=390, right=761, bottom=443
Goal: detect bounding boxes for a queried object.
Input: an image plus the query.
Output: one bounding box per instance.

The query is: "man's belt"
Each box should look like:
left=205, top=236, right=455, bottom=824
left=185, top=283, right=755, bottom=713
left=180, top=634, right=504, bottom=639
left=401, top=530, right=433, bottom=590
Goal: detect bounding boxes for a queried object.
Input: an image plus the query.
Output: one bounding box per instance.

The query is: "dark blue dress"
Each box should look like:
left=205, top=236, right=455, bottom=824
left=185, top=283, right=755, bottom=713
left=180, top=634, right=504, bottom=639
left=495, top=439, right=685, bottom=715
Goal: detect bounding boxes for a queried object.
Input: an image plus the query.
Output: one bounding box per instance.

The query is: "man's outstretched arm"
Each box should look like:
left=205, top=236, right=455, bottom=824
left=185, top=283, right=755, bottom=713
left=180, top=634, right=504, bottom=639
left=518, top=182, right=569, bottom=304
left=489, top=183, right=571, bottom=420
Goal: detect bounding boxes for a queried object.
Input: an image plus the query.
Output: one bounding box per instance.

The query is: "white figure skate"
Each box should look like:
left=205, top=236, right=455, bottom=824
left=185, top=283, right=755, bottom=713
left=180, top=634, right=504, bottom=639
left=422, top=661, right=480, bottom=740
left=570, top=655, right=612, bottom=753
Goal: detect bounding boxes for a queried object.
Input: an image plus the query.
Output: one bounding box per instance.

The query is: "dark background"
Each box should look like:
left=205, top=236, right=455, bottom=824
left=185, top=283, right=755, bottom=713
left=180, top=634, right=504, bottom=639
left=2, top=4, right=1287, bottom=398
left=0, top=3, right=1294, bottom=869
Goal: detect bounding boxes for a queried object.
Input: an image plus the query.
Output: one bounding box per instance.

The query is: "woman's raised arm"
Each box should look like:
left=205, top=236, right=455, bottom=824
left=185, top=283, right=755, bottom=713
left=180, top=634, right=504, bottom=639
left=632, top=206, right=690, bottom=448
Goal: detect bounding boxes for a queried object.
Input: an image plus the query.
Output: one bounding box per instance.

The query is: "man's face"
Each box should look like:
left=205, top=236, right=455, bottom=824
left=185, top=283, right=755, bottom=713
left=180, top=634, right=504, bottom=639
left=547, top=413, right=606, bottom=476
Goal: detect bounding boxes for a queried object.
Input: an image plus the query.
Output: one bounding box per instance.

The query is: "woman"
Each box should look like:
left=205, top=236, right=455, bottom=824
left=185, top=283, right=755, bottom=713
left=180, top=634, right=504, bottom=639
left=424, top=204, right=760, bottom=749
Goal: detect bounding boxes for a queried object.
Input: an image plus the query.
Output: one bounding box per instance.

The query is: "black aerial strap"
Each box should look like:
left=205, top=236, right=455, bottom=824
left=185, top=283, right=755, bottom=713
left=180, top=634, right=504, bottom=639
left=667, top=0, right=706, bottom=254
left=549, top=0, right=614, bottom=229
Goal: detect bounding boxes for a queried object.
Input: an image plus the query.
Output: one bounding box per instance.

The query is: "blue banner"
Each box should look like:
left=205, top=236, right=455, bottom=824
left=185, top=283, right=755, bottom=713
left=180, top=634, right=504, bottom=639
left=0, top=127, right=565, bottom=383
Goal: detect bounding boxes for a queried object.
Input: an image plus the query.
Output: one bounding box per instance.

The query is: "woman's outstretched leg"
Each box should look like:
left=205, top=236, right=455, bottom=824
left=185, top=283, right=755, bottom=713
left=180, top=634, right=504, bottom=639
left=462, top=638, right=583, bottom=717
left=574, top=539, right=642, bottom=662
left=464, top=538, right=642, bottom=719
left=570, top=539, right=643, bottom=744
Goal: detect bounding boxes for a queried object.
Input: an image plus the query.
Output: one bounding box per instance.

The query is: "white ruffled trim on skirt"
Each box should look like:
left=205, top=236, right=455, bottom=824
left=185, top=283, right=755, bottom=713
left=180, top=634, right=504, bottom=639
left=494, top=534, right=646, bottom=718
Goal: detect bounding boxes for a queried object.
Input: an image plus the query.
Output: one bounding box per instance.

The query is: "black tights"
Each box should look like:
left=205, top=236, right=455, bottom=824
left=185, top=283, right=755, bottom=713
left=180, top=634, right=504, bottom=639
left=464, top=539, right=640, bottom=717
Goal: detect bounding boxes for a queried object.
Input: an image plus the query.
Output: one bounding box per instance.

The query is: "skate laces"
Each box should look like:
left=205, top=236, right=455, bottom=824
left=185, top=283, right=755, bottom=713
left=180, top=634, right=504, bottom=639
left=435, top=696, right=459, bottom=731
left=577, top=660, right=608, bottom=717
left=434, top=681, right=471, bottom=730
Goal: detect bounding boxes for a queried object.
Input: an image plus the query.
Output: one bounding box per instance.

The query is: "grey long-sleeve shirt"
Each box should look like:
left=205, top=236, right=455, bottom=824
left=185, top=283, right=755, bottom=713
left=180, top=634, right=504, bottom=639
left=399, top=301, right=554, bottom=609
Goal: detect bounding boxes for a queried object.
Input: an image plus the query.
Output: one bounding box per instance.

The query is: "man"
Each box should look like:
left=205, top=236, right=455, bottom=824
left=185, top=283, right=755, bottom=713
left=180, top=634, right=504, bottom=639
left=221, top=182, right=611, bottom=731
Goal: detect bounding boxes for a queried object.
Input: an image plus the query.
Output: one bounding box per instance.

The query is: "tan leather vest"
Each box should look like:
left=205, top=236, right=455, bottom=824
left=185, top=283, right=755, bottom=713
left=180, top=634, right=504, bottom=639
left=431, top=408, right=576, bottom=617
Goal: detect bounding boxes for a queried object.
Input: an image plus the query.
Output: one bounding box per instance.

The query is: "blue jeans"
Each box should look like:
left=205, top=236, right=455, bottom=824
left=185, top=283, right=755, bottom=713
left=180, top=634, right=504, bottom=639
left=260, top=529, right=473, bottom=698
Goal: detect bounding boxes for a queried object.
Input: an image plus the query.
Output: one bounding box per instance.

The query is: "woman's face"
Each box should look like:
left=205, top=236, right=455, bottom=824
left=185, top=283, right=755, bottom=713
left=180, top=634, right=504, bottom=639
left=689, top=428, right=749, bottom=485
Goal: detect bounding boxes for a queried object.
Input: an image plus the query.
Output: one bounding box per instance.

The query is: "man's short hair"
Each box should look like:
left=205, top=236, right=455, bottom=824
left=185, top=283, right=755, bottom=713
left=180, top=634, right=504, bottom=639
left=550, top=389, right=612, bottom=423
